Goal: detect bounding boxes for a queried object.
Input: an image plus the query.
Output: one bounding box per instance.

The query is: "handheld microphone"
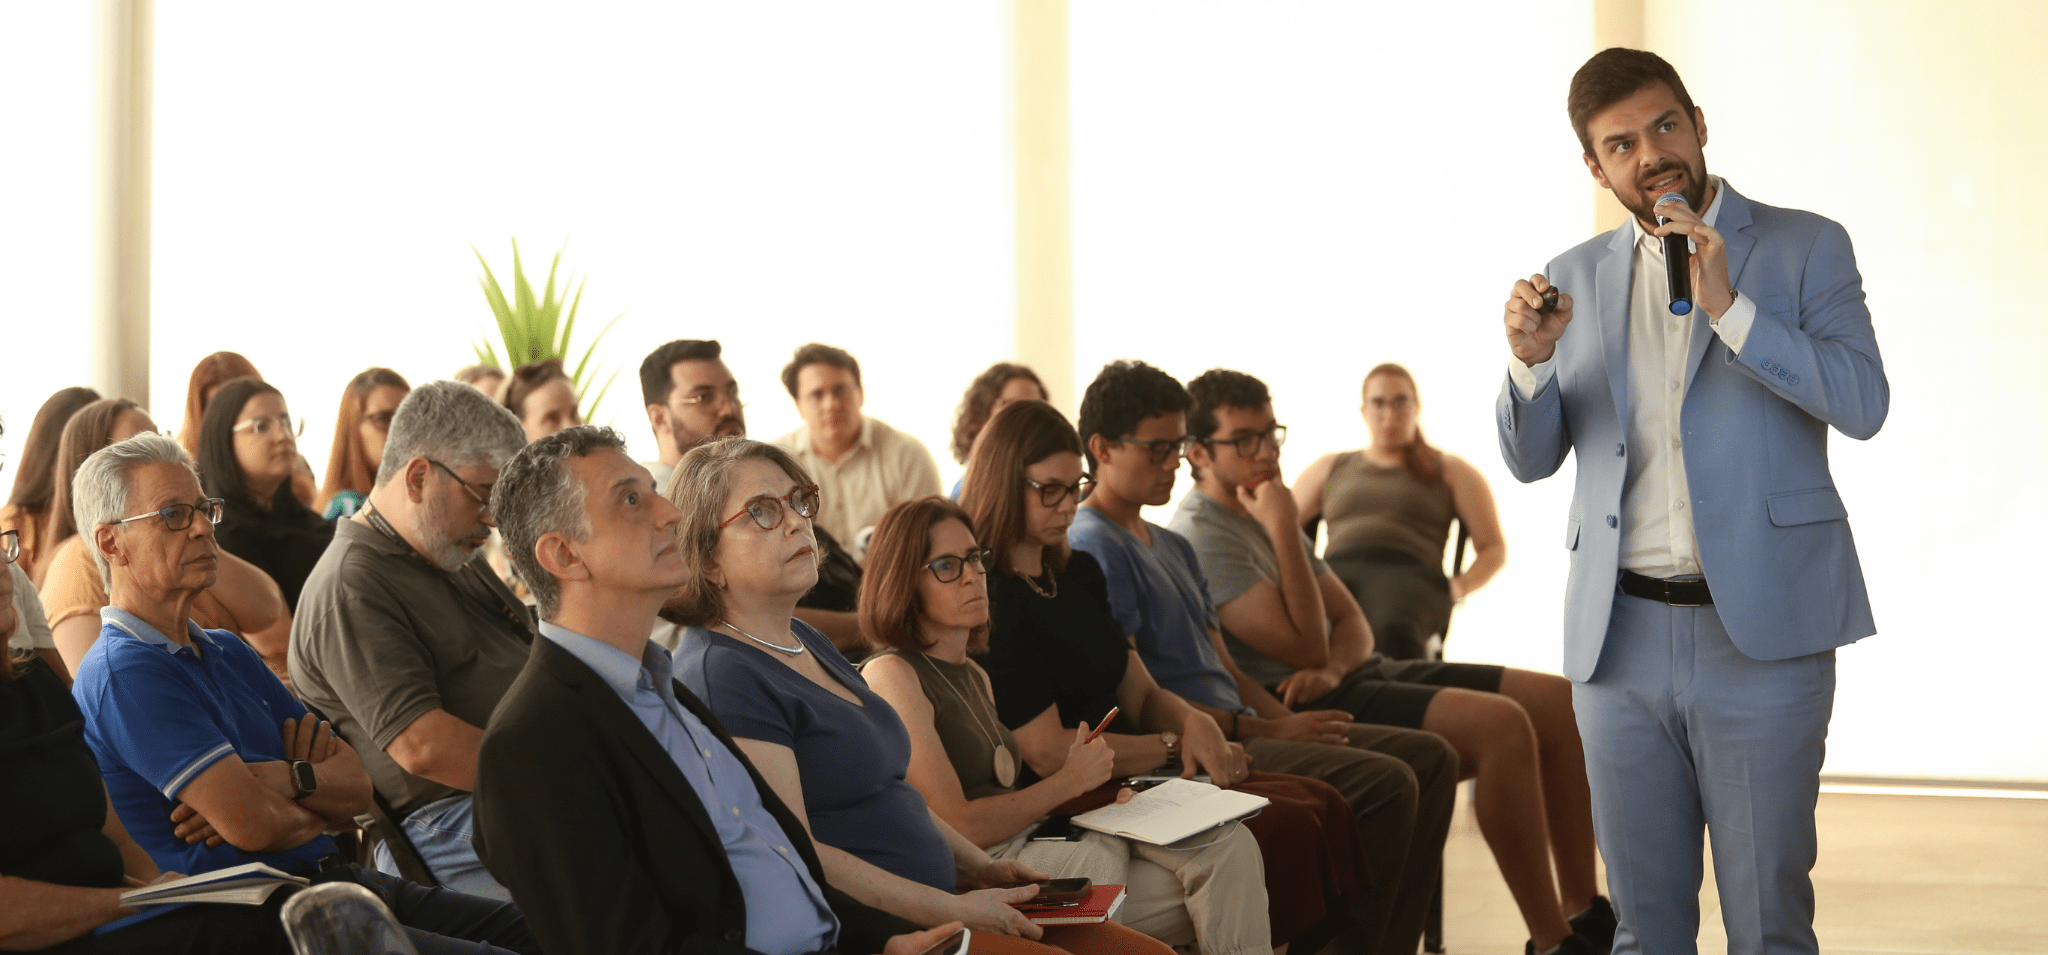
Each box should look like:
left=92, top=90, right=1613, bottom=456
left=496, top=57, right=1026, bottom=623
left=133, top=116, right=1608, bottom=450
left=1654, top=191, right=1693, bottom=316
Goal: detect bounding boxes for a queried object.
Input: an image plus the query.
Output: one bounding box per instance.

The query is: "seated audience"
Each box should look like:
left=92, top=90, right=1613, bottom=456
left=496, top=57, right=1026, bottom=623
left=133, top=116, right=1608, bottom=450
left=862, top=496, right=1292, bottom=955
left=1294, top=363, right=1504, bottom=660
left=774, top=343, right=942, bottom=560
left=178, top=351, right=315, bottom=508
left=318, top=367, right=411, bottom=519
left=67, top=434, right=539, bottom=955
left=1, top=385, right=101, bottom=583
left=474, top=425, right=952, bottom=955
left=1068, top=360, right=1462, bottom=955
left=500, top=357, right=583, bottom=443
left=948, top=364, right=1048, bottom=496
left=39, top=398, right=291, bottom=680
left=290, top=382, right=533, bottom=900
left=640, top=339, right=865, bottom=653
left=959, top=399, right=1433, bottom=955
left=660, top=441, right=1190, bottom=955
left=0, top=642, right=296, bottom=953
left=198, top=377, right=335, bottom=611
left=452, top=362, right=505, bottom=398
left=1170, top=368, right=1608, bottom=954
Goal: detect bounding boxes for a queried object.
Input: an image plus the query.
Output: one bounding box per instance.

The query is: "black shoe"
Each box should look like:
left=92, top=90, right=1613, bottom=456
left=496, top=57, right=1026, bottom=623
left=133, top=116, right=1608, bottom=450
left=1524, top=933, right=1599, bottom=955
left=1567, top=896, right=1616, bottom=954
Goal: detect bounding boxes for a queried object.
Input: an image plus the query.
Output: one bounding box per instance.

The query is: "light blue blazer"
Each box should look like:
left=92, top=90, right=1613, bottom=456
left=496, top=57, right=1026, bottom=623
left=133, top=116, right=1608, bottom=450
left=1496, top=184, right=1887, bottom=681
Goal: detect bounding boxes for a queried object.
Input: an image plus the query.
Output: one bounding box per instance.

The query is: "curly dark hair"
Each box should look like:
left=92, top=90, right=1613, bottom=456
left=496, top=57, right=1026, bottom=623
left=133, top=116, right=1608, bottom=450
left=948, top=363, right=1045, bottom=464
left=1075, top=360, right=1190, bottom=472
left=1184, top=369, right=1271, bottom=482
left=780, top=343, right=861, bottom=398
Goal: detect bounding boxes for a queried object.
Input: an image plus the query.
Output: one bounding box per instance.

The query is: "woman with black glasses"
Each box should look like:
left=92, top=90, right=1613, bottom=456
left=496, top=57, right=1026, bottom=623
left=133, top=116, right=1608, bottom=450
left=197, top=377, right=334, bottom=611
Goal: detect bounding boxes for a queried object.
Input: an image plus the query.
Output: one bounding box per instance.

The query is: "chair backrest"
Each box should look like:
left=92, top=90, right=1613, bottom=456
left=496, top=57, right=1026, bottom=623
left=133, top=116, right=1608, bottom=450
left=281, top=881, right=420, bottom=955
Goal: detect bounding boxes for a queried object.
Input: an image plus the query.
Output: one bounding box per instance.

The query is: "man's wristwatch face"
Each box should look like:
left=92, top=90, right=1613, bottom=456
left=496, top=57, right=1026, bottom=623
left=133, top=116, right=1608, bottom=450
left=290, top=759, right=318, bottom=799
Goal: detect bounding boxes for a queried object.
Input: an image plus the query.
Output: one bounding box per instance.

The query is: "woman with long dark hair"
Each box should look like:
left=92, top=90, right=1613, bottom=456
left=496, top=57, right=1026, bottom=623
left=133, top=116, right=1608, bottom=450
left=177, top=351, right=317, bottom=507
left=197, top=378, right=334, bottom=611
left=318, top=367, right=411, bottom=519
left=1, top=386, right=100, bottom=583
left=1293, top=363, right=1506, bottom=661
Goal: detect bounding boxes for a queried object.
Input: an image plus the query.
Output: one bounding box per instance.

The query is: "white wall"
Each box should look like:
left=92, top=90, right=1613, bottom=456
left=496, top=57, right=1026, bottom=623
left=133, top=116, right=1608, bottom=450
left=1646, top=0, right=2048, bottom=780
left=142, top=1, right=1009, bottom=487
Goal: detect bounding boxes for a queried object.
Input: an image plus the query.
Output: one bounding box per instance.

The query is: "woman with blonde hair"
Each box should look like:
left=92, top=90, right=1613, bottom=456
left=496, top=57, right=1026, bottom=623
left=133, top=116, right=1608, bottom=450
left=318, top=367, right=411, bottom=519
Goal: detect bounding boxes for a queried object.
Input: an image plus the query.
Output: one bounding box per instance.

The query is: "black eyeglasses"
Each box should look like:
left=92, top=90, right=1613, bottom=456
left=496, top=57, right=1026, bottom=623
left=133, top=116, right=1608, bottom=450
left=429, top=459, right=494, bottom=513
left=926, top=548, right=992, bottom=583
left=1025, top=475, right=1094, bottom=507
left=720, top=484, right=822, bottom=531
left=1114, top=434, right=1191, bottom=465
left=1198, top=424, right=1288, bottom=457
left=1, top=529, right=17, bottom=564
left=104, top=498, right=225, bottom=532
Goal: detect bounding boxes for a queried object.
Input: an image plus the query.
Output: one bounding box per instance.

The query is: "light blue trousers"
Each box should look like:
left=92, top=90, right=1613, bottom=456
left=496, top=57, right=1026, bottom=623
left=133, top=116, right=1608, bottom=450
left=1574, top=592, right=1836, bottom=955
left=373, top=794, right=512, bottom=902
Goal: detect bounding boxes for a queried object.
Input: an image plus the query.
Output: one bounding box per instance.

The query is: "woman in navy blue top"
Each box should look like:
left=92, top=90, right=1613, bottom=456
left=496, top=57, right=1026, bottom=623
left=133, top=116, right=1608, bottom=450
left=661, top=439, right=1061, bottom=944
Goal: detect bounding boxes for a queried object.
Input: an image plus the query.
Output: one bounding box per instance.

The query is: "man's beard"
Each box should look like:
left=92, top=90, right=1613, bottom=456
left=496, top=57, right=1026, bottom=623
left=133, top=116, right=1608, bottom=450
left=412, top=492, right=484, bottom=572
left=674, top=414, right=746, bottom=454
left=1614, top=157, right=1709, bottom=228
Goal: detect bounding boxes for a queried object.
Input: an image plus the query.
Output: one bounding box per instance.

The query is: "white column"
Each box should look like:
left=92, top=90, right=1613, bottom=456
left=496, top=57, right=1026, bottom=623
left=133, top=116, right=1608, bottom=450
left=1009, top=0, right=1073, bottom=412
left=93, top=0, right=152, bottom=405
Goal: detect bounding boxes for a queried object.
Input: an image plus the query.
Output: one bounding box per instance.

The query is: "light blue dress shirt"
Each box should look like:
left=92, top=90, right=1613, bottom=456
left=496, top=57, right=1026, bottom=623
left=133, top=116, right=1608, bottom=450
left=537, top=621, right=839, bottom=955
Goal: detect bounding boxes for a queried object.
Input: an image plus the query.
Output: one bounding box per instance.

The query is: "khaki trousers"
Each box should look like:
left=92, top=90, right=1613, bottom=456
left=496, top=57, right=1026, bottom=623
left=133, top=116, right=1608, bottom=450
left=989, top=821, right=1271, bottom=955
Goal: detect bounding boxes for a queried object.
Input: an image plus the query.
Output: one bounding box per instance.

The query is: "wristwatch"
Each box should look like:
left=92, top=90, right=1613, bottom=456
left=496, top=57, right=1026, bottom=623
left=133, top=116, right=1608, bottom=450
left=1160, top=732, right=1181, bottom=766
left=289, top=760, right=318, bottom=800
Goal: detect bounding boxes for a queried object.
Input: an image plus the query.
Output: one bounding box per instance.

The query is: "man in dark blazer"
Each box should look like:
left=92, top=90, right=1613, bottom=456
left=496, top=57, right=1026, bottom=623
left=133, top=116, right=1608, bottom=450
left=472, top=426, right=952, bottom=955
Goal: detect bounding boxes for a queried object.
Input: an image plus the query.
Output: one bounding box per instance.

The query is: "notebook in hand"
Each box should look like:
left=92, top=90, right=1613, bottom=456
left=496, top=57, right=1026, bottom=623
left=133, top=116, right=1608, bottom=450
left=1070, top=778, right=1269, bottom=846
left=119, top=862, right=311, bottom=907
left=1016, top=884, right=1129, bottom=925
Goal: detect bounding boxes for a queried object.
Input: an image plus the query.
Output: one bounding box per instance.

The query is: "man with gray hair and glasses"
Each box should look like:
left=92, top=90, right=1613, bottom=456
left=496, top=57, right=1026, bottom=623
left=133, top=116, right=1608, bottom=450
left=289, top=380, right=533, bottom=899
left=70, top=433, right=537, bottom=954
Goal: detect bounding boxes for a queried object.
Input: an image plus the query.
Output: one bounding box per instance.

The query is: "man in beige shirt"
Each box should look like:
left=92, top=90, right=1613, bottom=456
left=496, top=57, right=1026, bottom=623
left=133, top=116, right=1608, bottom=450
left=772, top=343, right=941, bottom=561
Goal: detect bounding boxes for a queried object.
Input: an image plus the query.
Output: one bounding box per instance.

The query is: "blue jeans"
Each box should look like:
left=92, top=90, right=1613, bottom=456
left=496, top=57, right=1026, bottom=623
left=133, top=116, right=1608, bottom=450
left=375, top=794, right=511, bottom=902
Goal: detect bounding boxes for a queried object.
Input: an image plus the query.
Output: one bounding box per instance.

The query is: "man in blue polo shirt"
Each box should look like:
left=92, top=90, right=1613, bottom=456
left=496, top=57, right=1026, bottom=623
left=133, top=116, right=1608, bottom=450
left=67, top=434, right=538, bottom=955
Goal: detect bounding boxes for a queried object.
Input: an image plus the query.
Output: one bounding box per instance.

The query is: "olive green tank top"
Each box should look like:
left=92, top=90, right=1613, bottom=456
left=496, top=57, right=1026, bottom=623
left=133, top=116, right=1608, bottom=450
left=873, top=649, right=1023, bottom=801
left=1322, top=451, right=1455, bottom=567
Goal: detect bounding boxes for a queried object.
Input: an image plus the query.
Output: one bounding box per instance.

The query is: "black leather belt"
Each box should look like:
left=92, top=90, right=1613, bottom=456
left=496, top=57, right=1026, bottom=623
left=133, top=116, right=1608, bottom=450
left=1620, top=571, right=1713, bottom=607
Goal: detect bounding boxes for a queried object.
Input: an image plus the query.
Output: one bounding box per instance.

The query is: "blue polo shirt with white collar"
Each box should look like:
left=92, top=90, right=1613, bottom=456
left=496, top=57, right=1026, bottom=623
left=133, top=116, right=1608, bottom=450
left=72, top=606, right=335, bottom=876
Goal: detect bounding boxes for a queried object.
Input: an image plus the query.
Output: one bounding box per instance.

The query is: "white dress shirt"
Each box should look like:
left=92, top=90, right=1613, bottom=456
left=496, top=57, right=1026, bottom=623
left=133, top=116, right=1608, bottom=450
left=1510, top=176, right=1758, bottom=578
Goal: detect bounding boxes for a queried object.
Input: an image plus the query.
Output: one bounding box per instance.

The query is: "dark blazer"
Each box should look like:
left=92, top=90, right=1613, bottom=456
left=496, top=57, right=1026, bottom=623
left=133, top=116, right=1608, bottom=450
left=473, top=635, right=918, bottom=955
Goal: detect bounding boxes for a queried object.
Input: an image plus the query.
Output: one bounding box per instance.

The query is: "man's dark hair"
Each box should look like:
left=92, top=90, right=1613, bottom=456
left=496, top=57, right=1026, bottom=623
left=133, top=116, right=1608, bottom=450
left=1184, top=369, right=1271, bottom=483
left=492, top=425, right=630, bottom=619
left=780, top=343, right=861, bottom=398
left=1568, top=48, right=1699, bottom=158
left=1075, top=360, right=1190, bottom=472
left=639, top=339, right=724, bottom=408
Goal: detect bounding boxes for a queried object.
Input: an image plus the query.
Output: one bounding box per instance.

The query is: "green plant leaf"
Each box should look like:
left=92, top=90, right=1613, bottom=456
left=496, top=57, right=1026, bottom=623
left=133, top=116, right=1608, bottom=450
left=470, top=238, right=623, bottom=425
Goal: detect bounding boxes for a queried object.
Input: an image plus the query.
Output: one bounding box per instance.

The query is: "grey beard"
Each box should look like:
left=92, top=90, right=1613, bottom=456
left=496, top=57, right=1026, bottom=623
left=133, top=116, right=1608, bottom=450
left=411, top=493, right=482, bottom=572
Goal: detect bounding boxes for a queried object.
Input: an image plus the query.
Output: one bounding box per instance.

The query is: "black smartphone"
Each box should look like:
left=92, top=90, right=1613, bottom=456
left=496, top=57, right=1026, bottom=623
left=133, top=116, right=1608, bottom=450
left=1028, top=815, right=1081, bottom=842
left=1024, top=878, right=1092, bottom=906
left=910, top=927, right=970, bottom=955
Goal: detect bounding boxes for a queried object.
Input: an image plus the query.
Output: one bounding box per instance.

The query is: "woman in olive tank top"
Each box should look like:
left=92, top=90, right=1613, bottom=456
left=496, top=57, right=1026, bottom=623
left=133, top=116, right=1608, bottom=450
left=1295, top=364, right=1508, bottom=660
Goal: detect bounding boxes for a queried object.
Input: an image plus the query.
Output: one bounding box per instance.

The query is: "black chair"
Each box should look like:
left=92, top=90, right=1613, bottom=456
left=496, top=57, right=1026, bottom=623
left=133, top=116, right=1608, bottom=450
left=298, top=702, right=440, bottom=888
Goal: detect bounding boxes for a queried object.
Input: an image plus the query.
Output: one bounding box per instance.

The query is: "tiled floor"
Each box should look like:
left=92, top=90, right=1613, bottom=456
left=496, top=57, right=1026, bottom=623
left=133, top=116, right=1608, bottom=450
left=1436, top=787, right=2048, bottom=955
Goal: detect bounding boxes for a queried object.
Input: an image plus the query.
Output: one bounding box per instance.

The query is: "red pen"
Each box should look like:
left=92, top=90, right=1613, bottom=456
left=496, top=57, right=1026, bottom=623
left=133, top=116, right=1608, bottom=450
left=1084, top=707, right=1120, bottom=744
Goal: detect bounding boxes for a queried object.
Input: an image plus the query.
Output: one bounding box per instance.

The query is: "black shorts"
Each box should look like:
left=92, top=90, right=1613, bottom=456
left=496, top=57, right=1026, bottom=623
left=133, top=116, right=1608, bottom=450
left=1279, top=656, right=1507, bottom=729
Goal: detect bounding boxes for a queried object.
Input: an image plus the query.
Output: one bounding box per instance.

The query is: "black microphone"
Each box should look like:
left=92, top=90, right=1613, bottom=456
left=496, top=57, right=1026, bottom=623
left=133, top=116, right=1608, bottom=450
left=1654, top=191, right=1693, bottom=316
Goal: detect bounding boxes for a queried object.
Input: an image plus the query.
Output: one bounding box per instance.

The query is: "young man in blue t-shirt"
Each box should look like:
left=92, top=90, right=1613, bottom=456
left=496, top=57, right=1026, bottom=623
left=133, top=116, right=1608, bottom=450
left=68, top=434, right=537, bottom=955
left=1067, top=360, right=1458, bottom=955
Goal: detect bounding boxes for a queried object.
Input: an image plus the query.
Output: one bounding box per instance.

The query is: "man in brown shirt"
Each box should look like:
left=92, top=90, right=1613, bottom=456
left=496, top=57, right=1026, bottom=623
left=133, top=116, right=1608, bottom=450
left=289, top=381, right=533, bottom=899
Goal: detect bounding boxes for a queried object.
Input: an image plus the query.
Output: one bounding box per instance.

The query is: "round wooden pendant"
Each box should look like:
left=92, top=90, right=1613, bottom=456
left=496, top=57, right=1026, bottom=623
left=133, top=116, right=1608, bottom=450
left=993, top=744, right=1019, bottom=789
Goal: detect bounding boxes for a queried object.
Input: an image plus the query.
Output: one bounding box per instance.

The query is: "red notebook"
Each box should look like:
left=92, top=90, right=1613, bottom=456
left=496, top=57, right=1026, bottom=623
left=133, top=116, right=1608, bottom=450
left=1015, top=884, right=1129, bottom=925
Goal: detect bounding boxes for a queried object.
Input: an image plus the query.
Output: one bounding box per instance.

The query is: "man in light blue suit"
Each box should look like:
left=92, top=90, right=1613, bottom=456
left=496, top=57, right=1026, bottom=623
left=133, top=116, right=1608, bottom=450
left=1494, top=50, right=1887, bottom=955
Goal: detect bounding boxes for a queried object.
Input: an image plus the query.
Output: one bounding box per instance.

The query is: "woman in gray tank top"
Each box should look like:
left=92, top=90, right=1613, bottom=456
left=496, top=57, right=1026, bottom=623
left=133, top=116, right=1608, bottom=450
left=1295, top=364, right=1508, bottom=660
